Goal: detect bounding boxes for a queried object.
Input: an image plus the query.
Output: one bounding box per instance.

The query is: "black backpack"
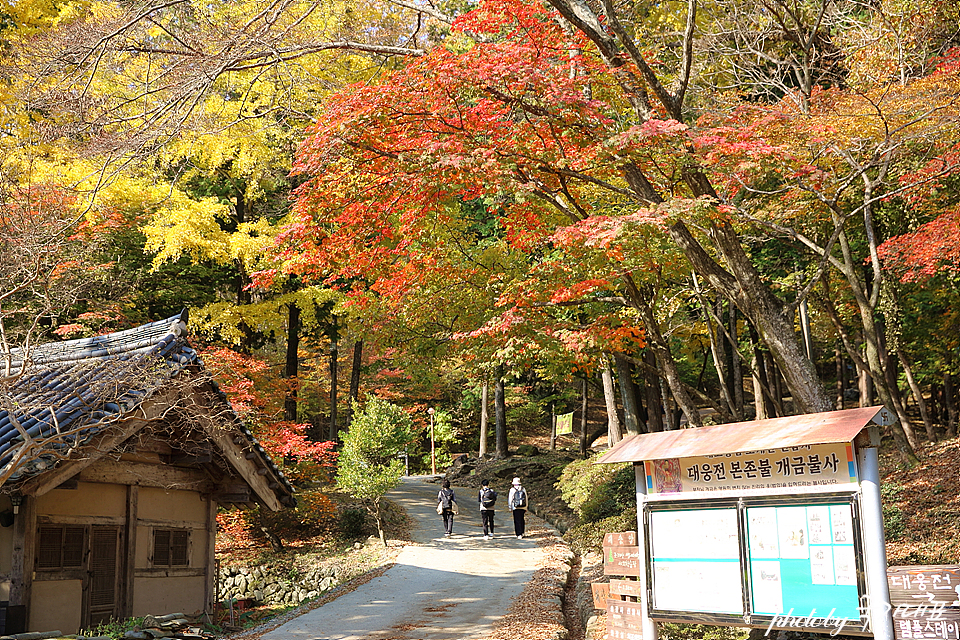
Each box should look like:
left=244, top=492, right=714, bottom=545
left=513, top=488, right=527, bottom=509
left=440, top=488, right=454, bottom=509
left=480, top=487, right=498, bottom=508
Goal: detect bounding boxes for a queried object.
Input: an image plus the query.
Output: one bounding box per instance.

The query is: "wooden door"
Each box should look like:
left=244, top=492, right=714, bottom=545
left=86, top=526, right=121, bottom=626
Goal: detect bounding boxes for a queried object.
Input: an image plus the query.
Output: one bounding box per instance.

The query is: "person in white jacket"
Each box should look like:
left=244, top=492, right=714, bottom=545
left=507, top=477, right=528, bottom=539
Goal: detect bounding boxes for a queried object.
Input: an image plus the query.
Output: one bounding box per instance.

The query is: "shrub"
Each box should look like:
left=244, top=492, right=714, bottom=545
left=660, top=623, right=748, bottom=640
left=565, top=508, right=637, bottom=555
left=881, top=482, right=907, bottom=541
left=557, top=454, right=635, bottom=522
left=340, top=507, right=366, bottom=539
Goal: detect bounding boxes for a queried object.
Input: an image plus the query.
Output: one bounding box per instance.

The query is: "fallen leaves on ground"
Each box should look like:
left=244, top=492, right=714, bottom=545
left=490, top=512, right=574, bottom=640
left=881, top=436, right=960, bottom=565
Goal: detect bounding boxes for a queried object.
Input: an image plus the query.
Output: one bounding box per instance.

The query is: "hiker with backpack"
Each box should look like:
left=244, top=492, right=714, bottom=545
left=478, top=479, right=498, bottom=539
left=437, top=479, right=458, bottom=537
left=508, top=477, right=528, bottom=539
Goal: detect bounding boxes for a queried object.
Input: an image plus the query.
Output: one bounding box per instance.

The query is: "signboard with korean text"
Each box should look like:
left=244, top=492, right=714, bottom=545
left=888, top=566, right=960, bottom=640
left=611, top=579, right=643, bottom=599
left=556, top=411, right=574, bottom=436
left=608, top=598, right=644, bottom=639
left=605, top=546, right=642, bottom=577
left=648, top=507, right=744, bottom=615
left=592, top=582, right=610, bottom=609
left=643, top=443, right=858, bottom=496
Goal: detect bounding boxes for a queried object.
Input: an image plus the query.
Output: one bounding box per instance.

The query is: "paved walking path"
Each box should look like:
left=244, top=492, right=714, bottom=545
left=260, top=476, right=543, bottom=640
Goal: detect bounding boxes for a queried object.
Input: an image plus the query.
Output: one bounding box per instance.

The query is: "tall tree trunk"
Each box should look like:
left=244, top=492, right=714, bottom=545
left=283, top=302, right=300, bottom=422
left=729, top=305, right=745, bottom=418
left=669, top=219, right=831, bottom=414
left=623, top=278, right=702, bottom=427
left=704, top=297, right=736, bottom=418
left=347, top=339, right=363, bottom=428
left=836, top=345, right=845, bottom=410
left=765, top=352, right=786, bottom=416
left=580, top=377, right=589, bottom=456
left=479, top=381, right=489, bottom=458
left=601, top=355, right=622, bottom=445
left=644, top=349, right=664, bottom=432
left=750, top=329, right=770, bottom=420
left=549, top=401, right=557, bottom=451
left=662, top=378, right=677, bottom=430
left=328, top=318, right=339, bottom=443
left=495, top=367, right=508, bottom=457
left=614, top=353, right=642, bottom=435
left=859, top=364, right=874, bottom=408
left=898, top=349, right=934, bottom=442
left=945, top=370, right=958, bottom=439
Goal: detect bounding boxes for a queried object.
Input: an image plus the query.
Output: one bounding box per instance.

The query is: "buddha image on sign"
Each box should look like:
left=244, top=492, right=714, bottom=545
left=654, top=459, right=683, bottom=493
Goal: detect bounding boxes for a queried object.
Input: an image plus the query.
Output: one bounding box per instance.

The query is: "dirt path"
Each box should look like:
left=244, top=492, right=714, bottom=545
left=259, top=476, right=544, bottom=640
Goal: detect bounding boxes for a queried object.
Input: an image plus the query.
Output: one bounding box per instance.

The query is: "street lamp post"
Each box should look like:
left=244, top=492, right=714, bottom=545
left=428, top=407, right=436, bottom=475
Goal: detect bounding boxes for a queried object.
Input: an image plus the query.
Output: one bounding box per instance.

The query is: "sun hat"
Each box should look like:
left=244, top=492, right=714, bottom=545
left=512, top=477, right=521, bottom=485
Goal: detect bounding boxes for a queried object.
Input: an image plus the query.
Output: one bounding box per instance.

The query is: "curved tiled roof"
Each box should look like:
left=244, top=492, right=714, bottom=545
left=0, top=311, right=294, bottom=504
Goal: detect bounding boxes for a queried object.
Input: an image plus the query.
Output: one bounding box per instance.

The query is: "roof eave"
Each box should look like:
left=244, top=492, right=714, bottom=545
left=596, top=406, right=889, bottom=464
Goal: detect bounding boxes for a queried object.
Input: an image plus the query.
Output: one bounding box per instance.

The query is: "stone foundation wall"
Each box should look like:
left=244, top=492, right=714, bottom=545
left=217, top=563, right=343, bottom=606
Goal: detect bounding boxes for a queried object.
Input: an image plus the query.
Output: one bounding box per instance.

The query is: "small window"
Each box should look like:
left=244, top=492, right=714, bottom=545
left=153, top=529, right=189, bottom=566
left=37, top=525, right=85, bottom=569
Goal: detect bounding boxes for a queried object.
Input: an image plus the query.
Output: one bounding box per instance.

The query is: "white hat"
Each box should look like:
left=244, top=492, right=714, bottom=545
left=512, top=477, right=521, bottom=485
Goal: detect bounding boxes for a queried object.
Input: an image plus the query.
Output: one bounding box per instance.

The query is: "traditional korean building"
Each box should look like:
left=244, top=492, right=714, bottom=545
left=0, top=311, right=294, bottom=632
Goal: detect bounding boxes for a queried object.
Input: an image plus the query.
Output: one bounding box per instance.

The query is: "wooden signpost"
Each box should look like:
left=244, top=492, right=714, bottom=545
left=597, top=532, right=643, bottom=640
left=888, top=566, right=960, bottom=640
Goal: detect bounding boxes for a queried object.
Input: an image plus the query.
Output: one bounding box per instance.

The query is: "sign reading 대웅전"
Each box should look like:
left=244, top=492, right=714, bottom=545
left=643, top=443, right=857, bottom=495
left=888, top=566, right=960, bottom=640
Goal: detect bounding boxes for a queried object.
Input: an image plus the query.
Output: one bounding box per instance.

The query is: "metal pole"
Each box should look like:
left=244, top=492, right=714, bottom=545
left=857, top=429, right=894, bottom=640
left=634, top=463, right=659, bottom=640
left=429, top=408, right=436, bottom=475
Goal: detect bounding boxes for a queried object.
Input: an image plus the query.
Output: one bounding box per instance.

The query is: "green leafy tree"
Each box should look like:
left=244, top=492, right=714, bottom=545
left=336, top=398, right=414, bottom=546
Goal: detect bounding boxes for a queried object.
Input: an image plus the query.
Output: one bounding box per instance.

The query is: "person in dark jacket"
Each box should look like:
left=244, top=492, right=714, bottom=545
left=437, top=479, right=457, bottom=537
left=478, top=479, right=497, bottom=539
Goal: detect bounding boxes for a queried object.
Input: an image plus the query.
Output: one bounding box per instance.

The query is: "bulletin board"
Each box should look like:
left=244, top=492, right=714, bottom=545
left=649, top=507, right=744, bottom=615
left=646, top=494, right=866, bottom=627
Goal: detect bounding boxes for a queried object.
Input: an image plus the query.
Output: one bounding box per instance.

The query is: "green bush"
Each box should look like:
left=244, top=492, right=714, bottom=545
left=881, top=482, right=907, bottom=541
left=660, top=623, right=748, bottom=640
left=557, top=454, right=635, bottom=523
left=565, top=508, right=637, bottom=555
left=80, top=617, right=145, bottom=639
left=340, top=507, right=366, bottom=539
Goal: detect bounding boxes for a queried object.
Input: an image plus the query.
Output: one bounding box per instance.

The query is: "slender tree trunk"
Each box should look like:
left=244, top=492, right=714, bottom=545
left=479, top=381, right=489, bottom=458
left=705, top=298, right=736, bottom=417
left=750, top=328, right=770, bottom=420
left=328, top=318, right=339, bottom=443
left=765, top=352, right=785, bottom=416
left=661, top=378, right=677, bottom=430
left=730, top=305, right=744, bottom=417
left=835, top=345, right=844, bottom=410
left=644, top=349, right=664, bottom=432
left=549, top=401, right=557, bottom=451
left=580, top=377, right=589, bottom=456
left=669, top=219, right=832, bottom=414
left=601, top=355, right=622, bottom=445
left=283, top=302, right=300, bottom=422
left=945, top=370, right=958, bottom=439
left=898, top=349, right=934, bottom=442
left=859, top=364, right=874, bottom=408
left=495, top=367, right=508, bottom=457
left=614, top=353, right=641, bottom=435
left=346, top=339, right=363, bottom=428
left=623, top=278, right=702, bottom=427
